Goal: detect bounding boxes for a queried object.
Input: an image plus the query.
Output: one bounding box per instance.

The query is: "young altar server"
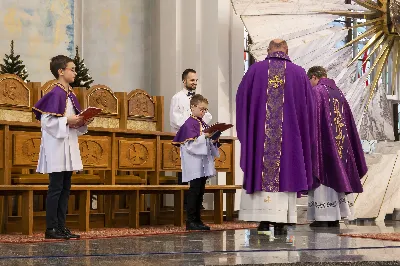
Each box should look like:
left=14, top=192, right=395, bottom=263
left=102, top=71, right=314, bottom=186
left=170, top=69, right=212, bottom=208
left=32, top=55, right=93, bottom=240
left=172, top=94, right=220, bottom=231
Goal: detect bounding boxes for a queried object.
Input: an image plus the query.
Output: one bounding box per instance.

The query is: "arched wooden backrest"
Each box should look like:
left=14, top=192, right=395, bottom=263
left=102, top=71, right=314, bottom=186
left=40, top=79, right=59, bottom=97
left=86, top=85, right=119, bottom=116
left=127, top=89, right=156, bottom=120
left=0, top=74, right=31, bottom=108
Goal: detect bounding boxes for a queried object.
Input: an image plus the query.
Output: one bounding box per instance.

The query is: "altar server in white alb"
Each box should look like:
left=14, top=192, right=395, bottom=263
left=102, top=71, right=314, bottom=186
left=172, top=94, right=220, bottom=231
left=32, top=55, right=94, bottom=240
left=170, top=69, right=212, bottom=133
left=170, top=68, right=212, bottom=205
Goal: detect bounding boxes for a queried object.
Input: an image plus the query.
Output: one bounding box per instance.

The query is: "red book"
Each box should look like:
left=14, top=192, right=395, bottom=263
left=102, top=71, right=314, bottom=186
left=78, top=107, right=102, bottom=121
left=203, top=123, right=233, bottom=134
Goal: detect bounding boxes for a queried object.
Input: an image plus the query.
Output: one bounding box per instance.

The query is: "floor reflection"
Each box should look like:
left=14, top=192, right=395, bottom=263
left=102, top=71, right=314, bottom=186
left=1, top=220, right=400, bottom=265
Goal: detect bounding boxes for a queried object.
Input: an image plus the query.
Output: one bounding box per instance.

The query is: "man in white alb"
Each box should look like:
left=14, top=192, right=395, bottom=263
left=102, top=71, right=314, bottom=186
left=170, top=69, right=212, bottom=207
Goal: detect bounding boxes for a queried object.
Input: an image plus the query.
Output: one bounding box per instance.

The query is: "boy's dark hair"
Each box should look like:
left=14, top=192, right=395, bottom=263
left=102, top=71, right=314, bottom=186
left=307, top=66, right=327, bottom=80
left=50, top=55, right=73, bottom=79
left=190, top=94, right=208, bottom=106
left=182, top=68, right=196, bottom=81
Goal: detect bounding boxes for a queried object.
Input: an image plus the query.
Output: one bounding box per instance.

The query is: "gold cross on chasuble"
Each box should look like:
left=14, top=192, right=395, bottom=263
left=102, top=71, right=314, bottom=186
left=261, top=60, right=287, bottom=192
left=269, top=75, right=284, bottom=88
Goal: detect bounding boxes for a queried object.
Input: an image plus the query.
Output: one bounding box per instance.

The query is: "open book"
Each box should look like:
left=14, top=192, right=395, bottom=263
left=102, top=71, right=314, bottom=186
left=72, top=107, right=102, bottom=128
left=203, top=123, right=233, bottom=140
left=79, top=107, right=102, bottom=121
left=203, top=122, right=233, bottom=134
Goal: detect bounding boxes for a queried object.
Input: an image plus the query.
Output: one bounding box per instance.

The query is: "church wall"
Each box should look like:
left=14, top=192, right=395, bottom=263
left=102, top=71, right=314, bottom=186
left=79, top=0, right=152, bottom=93
left=0, top=0, right=75, bottom=83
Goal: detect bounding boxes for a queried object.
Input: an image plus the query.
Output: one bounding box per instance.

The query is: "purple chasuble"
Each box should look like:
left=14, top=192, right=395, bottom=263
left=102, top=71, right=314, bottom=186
left=32, top=84, right=82, bottom=121
left=236, top=51, right=316, bottom=194
left=172, top=116, right=209, bottom=146
left=312, top=78, right=367, bottom=193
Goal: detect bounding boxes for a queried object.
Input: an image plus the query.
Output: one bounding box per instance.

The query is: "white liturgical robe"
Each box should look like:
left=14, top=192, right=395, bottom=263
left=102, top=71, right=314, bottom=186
left=37, top=98, right=88, bottom=174
left=170, top=89, right=212, bottom=133
left=239, top=192, right=297, bottom=224
left=180, top=134, right=219, bottom=182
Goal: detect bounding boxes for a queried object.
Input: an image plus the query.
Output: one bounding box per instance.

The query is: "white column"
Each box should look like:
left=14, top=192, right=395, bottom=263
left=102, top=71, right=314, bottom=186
left=74, top=0, right=83, bottom=53
left=217, top=0, right=244, bottom=210
left=197, top=0, right=219, bottom=209
left=151, top=0, right=181, bottom=129
left=180, top=0, right=197, bottom=72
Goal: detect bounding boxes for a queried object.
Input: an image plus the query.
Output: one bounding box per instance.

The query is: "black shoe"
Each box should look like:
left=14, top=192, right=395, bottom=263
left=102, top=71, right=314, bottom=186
left=59, top=227, right=80, bottom=238
left=200, top=205, right=205, bottom=210
left=309, top=221, right=329, bottom=227
left=257, top=221, right=270, bottom=231
left=196, top=220, right=210, bottom=230
left=45, top=228, right=70, bottom=240
left=274, top=223, right=288, bottom=234
left=186, top=221, right=210, bottom=231
left=328, top=221, right=340, bottom=227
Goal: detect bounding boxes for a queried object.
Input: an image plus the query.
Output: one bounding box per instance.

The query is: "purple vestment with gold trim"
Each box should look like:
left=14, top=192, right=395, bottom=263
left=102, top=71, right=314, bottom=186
left=312, top=78, right=367, bottom=193
left=32, top=84, right=81, bottom=121
left=236, top=51, right=316, bottom=194
left=172, top=116, right=208, bottom=146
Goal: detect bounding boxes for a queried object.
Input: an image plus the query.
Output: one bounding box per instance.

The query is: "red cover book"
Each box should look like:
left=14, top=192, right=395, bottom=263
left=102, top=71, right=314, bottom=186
left=78, top=107, right=102, bottom=121
left=203, top=123, right=233, bottom=134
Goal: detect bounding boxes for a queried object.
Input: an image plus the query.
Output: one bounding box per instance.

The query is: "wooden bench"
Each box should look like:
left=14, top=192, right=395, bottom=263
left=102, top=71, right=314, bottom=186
left=12, top=174, right=104, bottom=184
left=0, top=184, right=241, bottom=235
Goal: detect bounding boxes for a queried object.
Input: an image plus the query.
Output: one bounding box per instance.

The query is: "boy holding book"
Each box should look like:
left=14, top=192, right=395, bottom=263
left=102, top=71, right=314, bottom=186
left=32, top=55, right=94, bottom=239
left=172, top=94, right=221, bottom=231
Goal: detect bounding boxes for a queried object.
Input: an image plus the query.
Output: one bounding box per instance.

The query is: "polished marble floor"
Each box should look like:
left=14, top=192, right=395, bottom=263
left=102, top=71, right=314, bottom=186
left=1, top=220, right=400, bottom=265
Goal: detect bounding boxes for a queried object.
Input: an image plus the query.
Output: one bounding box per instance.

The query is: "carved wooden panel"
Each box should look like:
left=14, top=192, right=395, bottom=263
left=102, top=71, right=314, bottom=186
left=127, top=89, right=155, bottom=119
left=40, top=79, right=58, bottom=96
left=78, top=136, right=111, bottom=168
left=118, top=139, right=155, bottom=169
left=13, top=132, right=42, bottom=166
left=215, top=144, right=232, bottom=171
left=161, top=141, right=181, bottom=170
left=87, top=85, right=118, bottom=115
left=0, top=74, right=30, bottom=107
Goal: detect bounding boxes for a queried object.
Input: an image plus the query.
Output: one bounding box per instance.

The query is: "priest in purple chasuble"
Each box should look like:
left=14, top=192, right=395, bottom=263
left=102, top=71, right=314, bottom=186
left=306, top=66, right=367, bottom=227
left=236, top=39, right=316, bottom=233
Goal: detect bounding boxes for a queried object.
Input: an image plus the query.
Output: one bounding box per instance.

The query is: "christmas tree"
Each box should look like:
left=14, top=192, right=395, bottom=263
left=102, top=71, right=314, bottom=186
left=70, top=46, right=94, bottom=88
left=0, top=40, right=29, bottom=82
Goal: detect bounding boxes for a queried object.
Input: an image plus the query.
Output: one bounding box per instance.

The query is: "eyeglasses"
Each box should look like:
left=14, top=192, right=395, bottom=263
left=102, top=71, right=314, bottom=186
left=64, top=68, right=76, bottom=73
left=193, top=105, right=208, bottom=112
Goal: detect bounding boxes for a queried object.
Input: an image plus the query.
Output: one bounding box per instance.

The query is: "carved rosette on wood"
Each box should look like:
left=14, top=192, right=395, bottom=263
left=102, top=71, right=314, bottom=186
left=161, top=141, right=181, bottom=170
left=12, top=132, right=42, bottom=166
left=78, top=136, right=111, bottom=168
left=118, top=139, right=156, bottom=169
